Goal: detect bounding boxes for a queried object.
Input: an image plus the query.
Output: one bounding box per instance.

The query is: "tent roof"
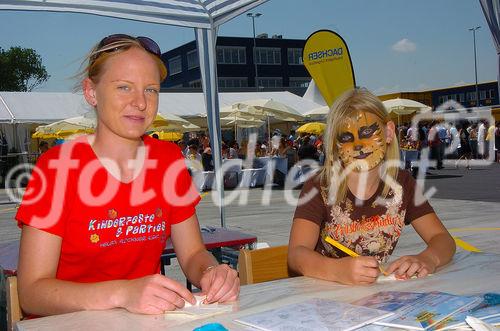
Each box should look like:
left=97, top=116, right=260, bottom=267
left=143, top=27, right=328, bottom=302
left=0, top=91, right=323, bottom=124
left=0, top=0, right=268, bottom=29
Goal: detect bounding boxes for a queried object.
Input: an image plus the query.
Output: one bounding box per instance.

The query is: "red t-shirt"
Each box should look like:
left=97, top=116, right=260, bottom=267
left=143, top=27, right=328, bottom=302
left=16, top=135, right=200, bottom=282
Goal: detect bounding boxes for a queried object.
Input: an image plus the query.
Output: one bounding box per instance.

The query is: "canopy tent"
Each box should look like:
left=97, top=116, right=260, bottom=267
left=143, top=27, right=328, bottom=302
left=480, top=0, right=500, bottom=101
left=382, top=98, right=431, bottom=116
left=0, top=92, right=320, bottom=145
left=1, top=0, right=270, bottom=227
left=304, top=105, right=330, bottom=120
left=0, top=91, right=322, bottom=123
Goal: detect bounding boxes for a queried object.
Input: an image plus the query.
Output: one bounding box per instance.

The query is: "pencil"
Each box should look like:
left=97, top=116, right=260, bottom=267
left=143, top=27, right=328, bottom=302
left=324, top=236, right=388, bottom=275
left=324, top=236, right=359, bottom=257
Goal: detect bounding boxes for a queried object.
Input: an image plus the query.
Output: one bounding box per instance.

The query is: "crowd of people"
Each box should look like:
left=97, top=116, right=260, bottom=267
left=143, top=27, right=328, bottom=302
left=177, top=131, right=326, bottom=173
left=398, top=120, right=500, bottom=169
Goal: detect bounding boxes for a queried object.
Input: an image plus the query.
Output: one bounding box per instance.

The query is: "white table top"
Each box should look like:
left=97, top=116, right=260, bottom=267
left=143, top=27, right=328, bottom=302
left=16, top=252, right=500, bottom=331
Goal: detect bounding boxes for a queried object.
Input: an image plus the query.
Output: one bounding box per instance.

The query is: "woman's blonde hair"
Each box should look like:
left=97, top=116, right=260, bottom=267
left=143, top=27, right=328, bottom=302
left=319, top=88, right=400, bottom=205
left=74, top=37, right=167, bottom=90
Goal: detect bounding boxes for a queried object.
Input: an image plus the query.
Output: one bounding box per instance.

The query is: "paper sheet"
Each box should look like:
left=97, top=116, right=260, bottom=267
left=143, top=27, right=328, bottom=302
left=164, top=295, right=233, bottom=316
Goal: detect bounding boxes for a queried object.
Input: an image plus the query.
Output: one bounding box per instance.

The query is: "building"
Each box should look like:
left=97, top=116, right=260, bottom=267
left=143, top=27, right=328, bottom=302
left=378, top=81, right=499, bottom=109
left=160, top=35, right=311, bottom=95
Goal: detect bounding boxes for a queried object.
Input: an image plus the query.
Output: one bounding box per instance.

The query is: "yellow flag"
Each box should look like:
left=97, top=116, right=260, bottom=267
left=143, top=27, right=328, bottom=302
left=303, top=30, right=356, bottom=107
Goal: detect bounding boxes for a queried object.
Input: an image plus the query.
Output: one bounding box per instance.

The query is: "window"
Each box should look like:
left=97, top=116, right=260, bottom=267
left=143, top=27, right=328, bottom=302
left=187, top=50, right=199, bottom=69
left=216, top=47, right=246, bottom=64
left=168, top=56, right=182, bottom=75
left=218, top=77, right=248, bottom=88
left=486, top=89, right=495, bottom=99
left=289, top=78, right=310, bottom=87
left=438, top=96, right=445, bottom=104
left=255, top=47, right=281, bottom=65
left=479, top=90, right=487, bottom=100
left=257, top=77, right=283, bottom=88
left=287, top=48, right=303, bottom=65
left=458, top=93, right=465, bottom=103
left=467, top=91, right=477, bottom=101
left=189, top=80, right=202, bottom=88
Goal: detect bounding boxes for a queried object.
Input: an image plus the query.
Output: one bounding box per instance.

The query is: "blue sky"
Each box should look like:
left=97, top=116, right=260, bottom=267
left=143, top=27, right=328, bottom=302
left=0, top=0, right=496, bottom=95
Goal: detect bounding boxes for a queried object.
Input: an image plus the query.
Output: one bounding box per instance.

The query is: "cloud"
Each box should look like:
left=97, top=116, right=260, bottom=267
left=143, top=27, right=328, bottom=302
left=392, top=38, right=417, bottom=53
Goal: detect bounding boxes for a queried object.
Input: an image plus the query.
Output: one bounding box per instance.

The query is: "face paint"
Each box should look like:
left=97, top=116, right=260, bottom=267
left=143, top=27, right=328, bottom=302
left=336, top=111, right=386, bottom=171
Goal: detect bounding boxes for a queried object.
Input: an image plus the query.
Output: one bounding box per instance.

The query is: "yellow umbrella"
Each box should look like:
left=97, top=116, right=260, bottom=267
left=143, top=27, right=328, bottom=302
left=296, top=122, right=326, bottom=135
left=152, top=113, right=200, bottom=132
left=150, top=131, right=183, bottom=141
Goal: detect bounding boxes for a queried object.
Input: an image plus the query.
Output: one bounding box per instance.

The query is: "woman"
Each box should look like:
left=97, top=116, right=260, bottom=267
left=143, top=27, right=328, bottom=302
left=469, top=123, right=478, bottom=159
left=15, top=34, right=238, bottom=317
left=288, top=88, right=455, bottom=285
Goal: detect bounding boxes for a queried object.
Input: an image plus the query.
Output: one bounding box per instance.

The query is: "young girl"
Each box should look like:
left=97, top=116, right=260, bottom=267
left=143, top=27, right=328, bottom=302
left=16, top=34, right=239, bottom=317
left=288, top=88, right=455, bottom=285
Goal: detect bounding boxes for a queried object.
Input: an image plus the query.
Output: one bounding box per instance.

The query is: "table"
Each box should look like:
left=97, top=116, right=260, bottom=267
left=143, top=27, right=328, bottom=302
left=161, top=227, right=257, bottom=274
left=15, top=251, right=500, bottom=330
left=255, top=156, right=288, bottom=176
left=0, top=240, right=19, bottom=275
left=400, top=149, right=419, bottom=169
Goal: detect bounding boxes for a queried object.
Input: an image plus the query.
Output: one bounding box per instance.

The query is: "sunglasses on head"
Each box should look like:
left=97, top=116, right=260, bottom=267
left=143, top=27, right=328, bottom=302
left=92, top=34, right=162, bottom=63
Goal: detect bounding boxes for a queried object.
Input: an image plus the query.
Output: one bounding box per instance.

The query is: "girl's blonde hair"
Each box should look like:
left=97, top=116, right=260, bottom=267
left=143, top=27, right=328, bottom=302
left=319, top=88, right=400, bottom=205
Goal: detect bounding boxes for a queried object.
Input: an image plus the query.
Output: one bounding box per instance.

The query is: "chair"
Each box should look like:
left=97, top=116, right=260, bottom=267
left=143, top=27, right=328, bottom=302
left=238, top=245, right=292, bottom=285
left=6, top=276, right=22, bottom=331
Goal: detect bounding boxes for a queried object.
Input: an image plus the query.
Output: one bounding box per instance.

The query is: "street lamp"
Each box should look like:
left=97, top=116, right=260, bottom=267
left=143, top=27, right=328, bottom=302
left=469, top=26, right=481, bottom=107
left=247, top=12, right=262, bottom=90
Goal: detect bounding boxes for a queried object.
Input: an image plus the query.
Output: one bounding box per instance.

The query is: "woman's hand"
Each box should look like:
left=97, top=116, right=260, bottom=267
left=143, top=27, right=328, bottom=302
left=119, top=274, right=195, bottom=314
left=385, top=254, right=436, bottom=279
left=199, top=264, right=239, bottom=304
left=333, top=256, right=380, bottom=285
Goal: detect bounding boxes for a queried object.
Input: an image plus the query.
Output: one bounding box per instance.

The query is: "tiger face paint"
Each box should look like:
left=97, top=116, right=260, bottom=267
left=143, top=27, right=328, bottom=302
left=337, top=112, right=386, bottom=171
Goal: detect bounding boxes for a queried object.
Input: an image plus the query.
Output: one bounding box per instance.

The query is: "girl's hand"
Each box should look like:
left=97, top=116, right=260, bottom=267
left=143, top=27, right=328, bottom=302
left=333, top=256, right=380, bottom=285
left=119, top=274, right=195, bottom=314
left=385, top=255, right=436, bottom=279
left=199, top=264, right=239, bottom=303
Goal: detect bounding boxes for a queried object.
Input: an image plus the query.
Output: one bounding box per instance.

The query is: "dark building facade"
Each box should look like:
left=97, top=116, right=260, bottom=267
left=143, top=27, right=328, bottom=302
left=379, top=81, right=498, bottom=109
left=160, top=35, right=310, bottom=95
left=429, top=81, right=498, bottom=108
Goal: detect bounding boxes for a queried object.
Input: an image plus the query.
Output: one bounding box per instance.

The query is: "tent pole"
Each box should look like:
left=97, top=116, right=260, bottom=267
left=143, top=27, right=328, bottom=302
left=267, top=115, right=270, bottom=150
left=196, top=27, right=226, bottom=228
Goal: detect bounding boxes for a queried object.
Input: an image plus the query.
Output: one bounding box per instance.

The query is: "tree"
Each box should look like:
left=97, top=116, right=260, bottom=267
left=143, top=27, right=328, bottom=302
left=0, top=47, right=50, bottom=91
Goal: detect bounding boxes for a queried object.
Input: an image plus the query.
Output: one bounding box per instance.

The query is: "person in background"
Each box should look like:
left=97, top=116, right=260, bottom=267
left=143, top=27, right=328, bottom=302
left=457, top=123, right=471, bottom=170
left=229, top=141, right=239, bottom=159
left=15, top=34, right=238, bottom=317
left=485, top=121, right=495, bottom=160
left=469, top=123, right=479, bottom=159
left=288, top=88, right=455, bottom=285
left=221, top=143, right=230, bottom=159
left=177, top=140, right=187, bottom=157
left=478, top=120, right=486, bottom=159
left=428, top=122, right=442, bottom=169
left=201, top=138, right=214, bottom=171
left=38, top=141, right=49, bottom=154
left=495, top=122, right=500, bottom=163
left=298, top=136, right=318, bottom=161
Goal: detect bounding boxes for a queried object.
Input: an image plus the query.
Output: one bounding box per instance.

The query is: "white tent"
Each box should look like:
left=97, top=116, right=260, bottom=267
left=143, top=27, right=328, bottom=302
left=0, top=0, right=268, bottom=226
left=0, top=91, right=322, bottom=123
